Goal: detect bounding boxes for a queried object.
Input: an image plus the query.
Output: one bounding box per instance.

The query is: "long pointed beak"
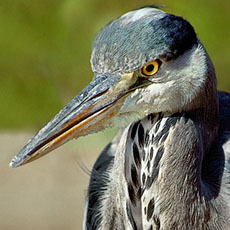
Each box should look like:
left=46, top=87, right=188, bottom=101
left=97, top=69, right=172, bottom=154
left=10, top=72, right=150, bottom=168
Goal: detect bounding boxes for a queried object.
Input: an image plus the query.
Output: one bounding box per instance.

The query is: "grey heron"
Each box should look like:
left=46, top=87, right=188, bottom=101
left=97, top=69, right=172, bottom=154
left=10, top=6, right=230, bottom=229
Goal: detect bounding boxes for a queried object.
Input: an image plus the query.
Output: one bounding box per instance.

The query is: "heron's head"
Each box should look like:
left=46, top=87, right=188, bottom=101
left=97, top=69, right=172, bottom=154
left=10, top=7, right=216, bottom=167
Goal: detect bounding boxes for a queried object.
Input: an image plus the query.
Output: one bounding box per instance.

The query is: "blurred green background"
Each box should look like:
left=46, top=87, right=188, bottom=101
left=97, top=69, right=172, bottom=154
left=1, top=0, right=230, bottom=131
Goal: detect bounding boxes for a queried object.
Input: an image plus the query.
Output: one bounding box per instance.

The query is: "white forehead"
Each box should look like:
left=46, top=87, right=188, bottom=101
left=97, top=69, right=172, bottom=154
left=120, top=8, right=166, bottom=25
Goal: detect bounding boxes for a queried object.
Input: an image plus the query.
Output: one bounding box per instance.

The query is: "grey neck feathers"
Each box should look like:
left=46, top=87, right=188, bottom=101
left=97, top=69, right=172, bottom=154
left=123, top=66, right=221, bottom=228
left=185, top=49, right=219, bottom=153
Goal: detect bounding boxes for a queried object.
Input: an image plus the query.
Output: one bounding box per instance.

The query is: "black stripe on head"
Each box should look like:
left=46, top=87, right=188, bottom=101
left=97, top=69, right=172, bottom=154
left=151, top=14, right=198, bottom=61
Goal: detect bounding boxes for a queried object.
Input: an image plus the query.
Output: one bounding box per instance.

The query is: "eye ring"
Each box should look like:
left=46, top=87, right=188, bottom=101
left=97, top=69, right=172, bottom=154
left=141, top=60, right=160, bottom=76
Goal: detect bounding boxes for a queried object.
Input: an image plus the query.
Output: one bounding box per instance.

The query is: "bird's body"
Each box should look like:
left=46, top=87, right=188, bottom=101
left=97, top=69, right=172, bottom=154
left=86, top=92, right=230, bottom=229
left=10, top=7, right=230, bottom=230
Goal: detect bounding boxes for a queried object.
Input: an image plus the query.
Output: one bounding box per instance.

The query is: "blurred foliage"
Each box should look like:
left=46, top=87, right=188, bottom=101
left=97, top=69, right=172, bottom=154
left=0, top=0, right=230, bottom=130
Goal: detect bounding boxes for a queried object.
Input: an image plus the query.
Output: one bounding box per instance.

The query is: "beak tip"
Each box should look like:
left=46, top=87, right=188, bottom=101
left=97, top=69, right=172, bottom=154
left=9, top=161, right=15, bottom=168
left=9, top=156, right=21, bottom=168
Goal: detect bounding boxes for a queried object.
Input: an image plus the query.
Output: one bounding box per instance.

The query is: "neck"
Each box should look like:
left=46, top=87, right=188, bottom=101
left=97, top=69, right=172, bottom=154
left=124, top=80, right=220, bottom=229
left=99, top=55, right=222, bottom=229
left=99, top=86, right=222, bottom=230
left=151, top=108, right=221, bottom=228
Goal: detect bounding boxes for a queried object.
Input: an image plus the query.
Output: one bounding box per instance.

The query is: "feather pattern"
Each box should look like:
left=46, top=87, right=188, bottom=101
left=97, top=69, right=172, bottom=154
left=84, top=93, right=230, bottom=229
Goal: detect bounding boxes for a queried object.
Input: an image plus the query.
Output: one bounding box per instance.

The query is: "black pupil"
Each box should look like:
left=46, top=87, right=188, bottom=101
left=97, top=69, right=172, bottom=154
left=146, top=64, right=155, bottom=73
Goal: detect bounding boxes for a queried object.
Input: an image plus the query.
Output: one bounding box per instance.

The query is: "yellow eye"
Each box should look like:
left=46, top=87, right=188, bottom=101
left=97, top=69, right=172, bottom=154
left=141, top=60, right=160, bottom=76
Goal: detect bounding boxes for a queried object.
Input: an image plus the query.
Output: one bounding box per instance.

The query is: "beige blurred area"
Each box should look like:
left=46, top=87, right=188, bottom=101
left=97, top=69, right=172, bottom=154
left=0, top=130, right=116, bottom=229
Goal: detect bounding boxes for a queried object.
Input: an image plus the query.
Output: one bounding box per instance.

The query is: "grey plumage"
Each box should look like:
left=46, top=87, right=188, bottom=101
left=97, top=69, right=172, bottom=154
left=10, top=6, right=230, bottom=230
left=85, top=93, right=230, bottom=229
